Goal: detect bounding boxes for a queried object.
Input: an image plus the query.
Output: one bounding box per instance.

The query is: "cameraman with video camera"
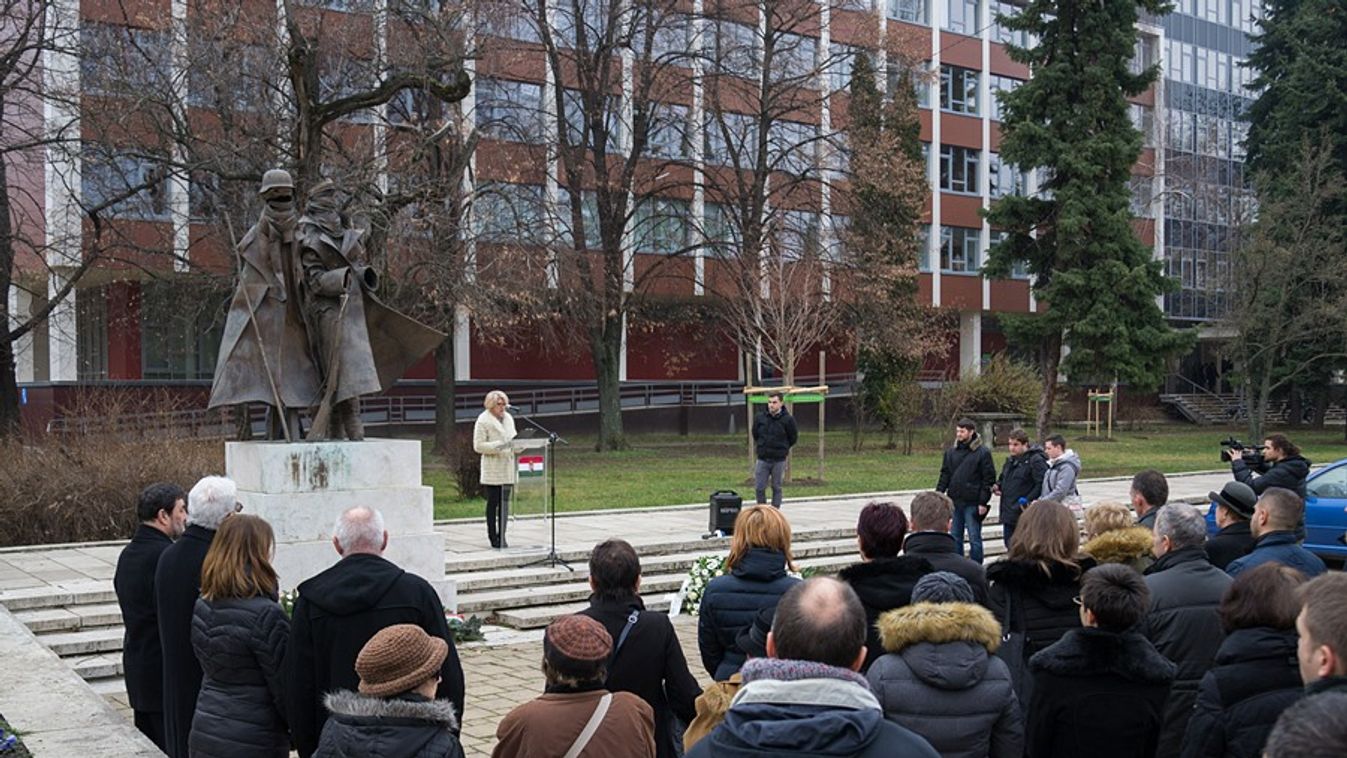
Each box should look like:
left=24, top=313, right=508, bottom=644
left=1223, top=433, right=1310, bottom=539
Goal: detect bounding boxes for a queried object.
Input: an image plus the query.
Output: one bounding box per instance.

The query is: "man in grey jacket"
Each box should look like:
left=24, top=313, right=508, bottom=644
left=1040, top=435, right=1081, bottom=503
left=1142, top=504, right=1232, bottom=758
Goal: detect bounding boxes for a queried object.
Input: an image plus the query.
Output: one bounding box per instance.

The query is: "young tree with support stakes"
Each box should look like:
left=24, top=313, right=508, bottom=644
left=984, top=0, right=1191, bottom=439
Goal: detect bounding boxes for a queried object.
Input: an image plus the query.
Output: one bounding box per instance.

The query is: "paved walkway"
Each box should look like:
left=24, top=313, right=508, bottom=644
left=0, top=469, right=1238, bottom=757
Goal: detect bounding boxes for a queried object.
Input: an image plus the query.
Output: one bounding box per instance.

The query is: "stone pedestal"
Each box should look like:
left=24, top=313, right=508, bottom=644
left=226, top=439, right=453, bottom=607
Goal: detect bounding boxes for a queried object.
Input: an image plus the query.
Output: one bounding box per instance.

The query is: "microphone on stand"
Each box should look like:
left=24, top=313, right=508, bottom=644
left=506, top=404, right=522, bottom=413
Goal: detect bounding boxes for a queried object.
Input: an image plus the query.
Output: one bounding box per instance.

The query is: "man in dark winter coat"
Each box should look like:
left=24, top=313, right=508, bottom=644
left=902, top=492, right=989, bottom=604
left=1205, top=481, right=1257, bottom=570
left=1143, top=504, right=1233, bottom=758
left=1227, top=488, right=1325, bottom=579
left=837, top=502, right=935, bottom=671
left=580, top=539, right=700, bottom=758
left=992, top=429, right=1046, bottom=548
left=687, top=578, right=939, bottom=758
left=937, top=419, right=997, bottom=564
left=314, top=624, right=466, bottom=758
left=287, top=507, right=465, bottom=758
left=752, top=392, right=798, bottom=507
left=114, top=482, right=186, bottom=751
left=1231, top=433, right=1310, bottom=499
left=1296, top=572, right=1347, bottom=697
left=1026, top=564, right=1177, bottom=758
left=1131, top=469, right=1169, bottom=530
left=154, top=476, right=238, bottom=758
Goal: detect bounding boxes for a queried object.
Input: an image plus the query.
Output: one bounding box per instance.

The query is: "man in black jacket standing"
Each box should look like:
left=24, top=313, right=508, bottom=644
left=1205, top=481, right=1257, bottom=570
left=1232, top=433, right=1310, bottom=539
left=286, top=506, right=465, bottom=758
left=992, top=428, right=1046, bottom=549
left=580, top=539, right=700, bottom=758
left=902, top=492, right=989, bottom=603
left=154, top=475, right=238, bottom=758
left=937, top=419, right=997, bottom=563
left=113, top=482, right=186, bottom=751
left=752, top=392, right=798, bottom=508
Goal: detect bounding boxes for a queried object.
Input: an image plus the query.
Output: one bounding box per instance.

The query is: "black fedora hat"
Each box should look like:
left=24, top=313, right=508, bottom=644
left=1209, top=481, right=1257, bottom=520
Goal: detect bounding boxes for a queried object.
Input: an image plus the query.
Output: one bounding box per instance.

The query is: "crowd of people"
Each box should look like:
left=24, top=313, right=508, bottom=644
left=107, top=423, right=1345, bottom=758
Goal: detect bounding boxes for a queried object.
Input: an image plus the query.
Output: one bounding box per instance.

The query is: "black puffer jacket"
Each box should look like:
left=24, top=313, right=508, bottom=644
left=987, top=557, right=1094, bottom=656
left=867, top=602, right=1023, bottom=758
left=1231, top=454, right=1309, bottom=499
left=315, top=691, right=464, bottom=758
left=1179, top=627, right=1302, bottom=758
left=1206, top=521, right=1254, bottom=571
left=753, top=409, right=798, bottom=462
left=938, top=434, right=997, bottom=507
left=837, top=556, right=935, bottom=672
left=997, top=448, right=1048, bottom=526
left=903, top=532, right=989, bottom=604
left=1143, top=547, right=1233, bottom=758
left=698, top=548, right=800, bottom=680
left=189, top=595, right=290, bottom=757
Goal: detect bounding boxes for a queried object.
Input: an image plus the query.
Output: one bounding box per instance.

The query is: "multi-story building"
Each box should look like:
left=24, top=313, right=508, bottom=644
left=6, top=0, right=1255, bottom=427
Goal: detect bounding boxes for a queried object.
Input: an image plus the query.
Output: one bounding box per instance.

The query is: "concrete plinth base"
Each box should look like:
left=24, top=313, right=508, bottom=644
left=226, top=439, right=453, bottom=608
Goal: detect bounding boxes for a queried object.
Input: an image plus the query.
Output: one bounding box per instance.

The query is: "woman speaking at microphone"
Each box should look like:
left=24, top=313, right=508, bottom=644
left=475, top=390, right=518, bottom=549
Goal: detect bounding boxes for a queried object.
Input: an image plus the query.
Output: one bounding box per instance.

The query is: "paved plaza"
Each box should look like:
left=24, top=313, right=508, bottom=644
left=0, top=468, right=1239, bottom=756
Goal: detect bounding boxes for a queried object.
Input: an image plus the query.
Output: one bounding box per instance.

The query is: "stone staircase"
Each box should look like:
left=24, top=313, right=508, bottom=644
left=0, top=521, right=1010, bottom=707
left=1161, top=392, right=1347, bottom=426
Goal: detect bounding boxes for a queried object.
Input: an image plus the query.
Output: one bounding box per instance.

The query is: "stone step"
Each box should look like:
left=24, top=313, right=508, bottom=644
left=0, top=581, right=117, bottom=611
left=449, top=537, right=865, bottom=593
left=11, top=602, right=123, bottom=633
left=39, top=626, right=125, bottom=657
left=69, top=652, right=124, bottom=680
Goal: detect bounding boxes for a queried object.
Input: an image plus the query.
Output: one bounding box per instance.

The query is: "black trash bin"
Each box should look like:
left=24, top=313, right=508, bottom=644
left=709, top=490, right=743, bottom=535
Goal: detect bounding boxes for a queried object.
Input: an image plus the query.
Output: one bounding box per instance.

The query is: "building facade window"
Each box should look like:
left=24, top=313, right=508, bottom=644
left=476, top=78, right=545, bottom=142
left=989, top=74, right=1021, bottom=121
left=140, top=281, right=223, bottom=381
left=81, top=147, right=169, bottom=221
left=940, top=65, right=979, bottom=114
left=647, top=103, right=692, bottom=159
left=940, top=144, right=979, bottom=193
left=81, top=23, right=170, bottom=97
left=889, top=61, right=932, bottom=107
left=939, top=225, right=980, bottom=272
left=474, top=182, right=545, bottom=243
left=704, top=111, right=757, bottom=166
left=889, top=0, right=930, bottom=25
left=563, top=88, right=623, bottom=150
left=635, top=197, right=692, bottom=254
left=769, top=119, right=818, bottom=175
left=992, top=1, right=1027, bottom=46
left=943, top=0, right=980, bottom=36
left=989, top=154, right=1027, bottom=198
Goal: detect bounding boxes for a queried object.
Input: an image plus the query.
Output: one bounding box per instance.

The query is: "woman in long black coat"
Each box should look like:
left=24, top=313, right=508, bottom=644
left=1180, top=564, right=1309, bottom=758
left=190, top=514, right=291, bottom=757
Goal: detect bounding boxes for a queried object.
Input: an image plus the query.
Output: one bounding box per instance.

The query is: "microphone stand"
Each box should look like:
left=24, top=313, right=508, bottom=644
left=511, top=406, right=573, bottom=571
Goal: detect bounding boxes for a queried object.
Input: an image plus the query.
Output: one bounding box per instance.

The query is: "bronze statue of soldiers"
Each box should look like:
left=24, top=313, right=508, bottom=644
left=294, top=180, right=445, bottom=440
left=208, top=169, right=321, bottom=440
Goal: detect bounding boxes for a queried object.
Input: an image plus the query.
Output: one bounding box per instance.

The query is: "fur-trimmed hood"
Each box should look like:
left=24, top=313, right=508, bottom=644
left=323, top=690, right=459, bottom=729
left=1029, top=628, right=1176, bottom=685
left=1082, top=527, right=1154, bottom=566
left=877, top=602, right=1001, bottom=654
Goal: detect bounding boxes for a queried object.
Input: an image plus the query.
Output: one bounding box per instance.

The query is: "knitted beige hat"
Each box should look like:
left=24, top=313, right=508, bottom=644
left=356, top=624, right=449, bottom=698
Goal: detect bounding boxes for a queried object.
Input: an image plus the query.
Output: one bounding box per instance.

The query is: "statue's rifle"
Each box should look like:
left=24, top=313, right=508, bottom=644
left=238, top=272, right=292, bottom=442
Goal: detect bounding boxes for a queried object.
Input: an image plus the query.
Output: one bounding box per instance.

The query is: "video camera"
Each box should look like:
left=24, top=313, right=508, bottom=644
left=1219, top=437, right=1265, bottom=464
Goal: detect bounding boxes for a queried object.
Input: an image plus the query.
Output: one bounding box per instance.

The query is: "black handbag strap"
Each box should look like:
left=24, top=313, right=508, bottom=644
left=609, top=610, right=640, bottom=668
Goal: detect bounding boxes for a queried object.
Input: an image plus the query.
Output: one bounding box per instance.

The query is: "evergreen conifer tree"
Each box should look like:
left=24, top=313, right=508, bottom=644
left=984, top=0, right=1191, bottom=436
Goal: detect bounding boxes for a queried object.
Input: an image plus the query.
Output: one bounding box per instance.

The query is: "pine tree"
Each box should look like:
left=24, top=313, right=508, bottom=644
left=984, top=0, right=1191, bottom=437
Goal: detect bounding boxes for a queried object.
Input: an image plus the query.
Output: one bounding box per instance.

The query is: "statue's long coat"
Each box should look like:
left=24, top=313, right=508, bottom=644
left=294, top=220, right=445, bottom=405
left=208, top=211, right=322, bottom=409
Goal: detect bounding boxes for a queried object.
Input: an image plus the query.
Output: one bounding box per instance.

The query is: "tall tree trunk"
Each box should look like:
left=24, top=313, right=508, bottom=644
left=433, top=338, right=456, bottom=460
left=592, top=316, right=626, bottom=451
left=1036, top=331, right=1062, bottom=440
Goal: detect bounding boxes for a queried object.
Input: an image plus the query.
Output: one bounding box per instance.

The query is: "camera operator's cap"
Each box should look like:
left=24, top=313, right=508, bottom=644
left=544, top=614, right=612, bottom=678
left=1209, top=481, right=1257, bottom=520
left=355, top=624, right=448, bottom=698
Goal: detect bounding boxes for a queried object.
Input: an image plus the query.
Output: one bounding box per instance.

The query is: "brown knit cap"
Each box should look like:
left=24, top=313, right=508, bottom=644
left=356, top=624, right=449, bottom=698
left=543, top=614, right=613, bottom=677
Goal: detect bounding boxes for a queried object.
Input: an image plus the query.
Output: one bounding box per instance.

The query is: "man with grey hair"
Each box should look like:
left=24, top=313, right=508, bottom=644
left=1142, top=503, right=1233, bottom=757
left=286, top=506, right=464, bottom=757
left=154, top=475, right=240, bottom=757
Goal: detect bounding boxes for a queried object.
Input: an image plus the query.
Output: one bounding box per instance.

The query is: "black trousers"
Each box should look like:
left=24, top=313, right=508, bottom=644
left=486, top=484, right=513, bottom=548
left=134, top=709, right=166, bottom=752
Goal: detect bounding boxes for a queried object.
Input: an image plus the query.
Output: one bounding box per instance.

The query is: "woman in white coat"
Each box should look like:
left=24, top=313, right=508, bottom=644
left=474, top=390, right=517, bottom=548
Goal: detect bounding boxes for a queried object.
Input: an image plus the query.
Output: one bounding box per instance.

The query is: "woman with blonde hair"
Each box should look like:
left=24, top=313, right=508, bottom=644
left=474, top=389, right=517, bottom=548
left=1081, top=501, right=1155, bottom=572
left=986, top=500, right=1095, bottom=705
left=697, top=505, right=801, bottom=680
left=189, top=514, right=290, bottom=757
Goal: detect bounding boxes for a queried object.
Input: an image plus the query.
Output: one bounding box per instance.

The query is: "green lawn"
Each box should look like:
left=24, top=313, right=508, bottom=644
left=422, top=424, right=1347, bottom=520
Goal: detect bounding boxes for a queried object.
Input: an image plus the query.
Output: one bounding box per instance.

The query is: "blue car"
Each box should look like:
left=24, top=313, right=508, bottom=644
left=1203, top=458, right=1347, bottom=564
left=1305, top=458, right=1347, bottom=563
